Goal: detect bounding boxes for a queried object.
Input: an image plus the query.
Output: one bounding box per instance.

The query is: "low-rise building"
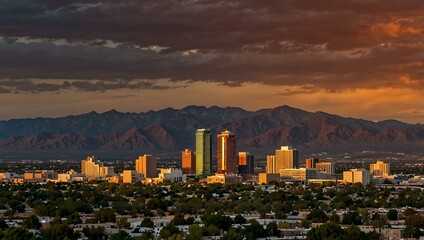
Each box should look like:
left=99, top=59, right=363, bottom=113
left=122, top=170, right=143, bottom=184
left=57, top=170, right=85, bottom=182
left=206, top=173, right=243, bottom=184
left=343, top=169, right=370, bottom=185
left=258, top=173, right=280, bottom=184
left=279, top=168, right=317, bottom=182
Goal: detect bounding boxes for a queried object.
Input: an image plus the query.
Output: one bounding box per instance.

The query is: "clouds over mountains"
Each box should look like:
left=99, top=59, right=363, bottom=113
left=1, top=0, right=424, bottom=93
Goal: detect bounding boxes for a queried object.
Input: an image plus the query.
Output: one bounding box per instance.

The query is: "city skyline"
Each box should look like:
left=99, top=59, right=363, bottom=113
left=1, top=1, right=424, bottom=122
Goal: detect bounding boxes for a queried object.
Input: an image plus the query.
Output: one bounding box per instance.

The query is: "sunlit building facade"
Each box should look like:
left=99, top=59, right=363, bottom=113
left=238, top=152, right=254, bottom=174
left=136, top=154, right=157, bottom=178
left=196, top=129, right=212, bottom=176
left=370, top=160, right=390, bottom=176
left=343, top=169, right=370, bottom=185
left=81, top=156, right=114, bottom=179
left=316, top=162, right=335, bottom=175
left=217, top=130, right=238, bottom=174
left=305, top=158, right=319, bottom=168
left=266, top=146, right=299, bottom=174
left=182, top=148, right=196, bottom=174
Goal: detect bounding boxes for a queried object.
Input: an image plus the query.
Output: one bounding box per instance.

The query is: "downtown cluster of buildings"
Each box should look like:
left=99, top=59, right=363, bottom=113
left=0, top=129, right=423, bottom=187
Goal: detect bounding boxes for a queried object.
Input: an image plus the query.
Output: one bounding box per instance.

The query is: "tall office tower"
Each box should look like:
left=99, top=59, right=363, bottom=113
left=316, top=162, right=335, bottom=175
left=370, top=160, right=390, bottom=176
left=266, top=155, right=277, bottom=173
left=136, top=154, right=157, bottom=178
left=343, top=169, right=370, bottom=185
left=217, top=130, right=238, bottom=174
left=238, top=152, right=254, bottom=174
left=275, top=146, right=299, bottom=169
left=81, top=156, right=114, bottom=179
left=305, top=158, right=319, bottom=168
left=196, top=129, right=212, bottom=176
left=182, top=149, right=196, bottom=174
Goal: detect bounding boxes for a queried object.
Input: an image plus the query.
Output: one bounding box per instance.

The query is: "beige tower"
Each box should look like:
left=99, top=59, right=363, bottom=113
left=370, top=160, right=390, bottom=176
left=136, top=154, right=157, bottom=178
left=275, top=146, right=299, bottom=169
left=81, top=156, right=114, bottom=179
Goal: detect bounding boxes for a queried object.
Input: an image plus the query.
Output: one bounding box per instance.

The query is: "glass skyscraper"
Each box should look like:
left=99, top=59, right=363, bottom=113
left=196, top=129, right=212, bottom=176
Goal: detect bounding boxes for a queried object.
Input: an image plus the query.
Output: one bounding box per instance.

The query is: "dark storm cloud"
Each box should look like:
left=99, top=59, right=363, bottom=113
left=0, top=79, right=179, bottom=94
left=0, top=0, right=424, bottom=92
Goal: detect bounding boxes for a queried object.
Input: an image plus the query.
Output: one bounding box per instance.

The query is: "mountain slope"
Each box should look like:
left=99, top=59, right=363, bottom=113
left=0, top=105, right=423, bottom=153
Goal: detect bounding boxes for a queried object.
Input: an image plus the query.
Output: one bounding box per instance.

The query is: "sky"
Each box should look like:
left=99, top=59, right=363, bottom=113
left=0, top=0, right=424, bottom=123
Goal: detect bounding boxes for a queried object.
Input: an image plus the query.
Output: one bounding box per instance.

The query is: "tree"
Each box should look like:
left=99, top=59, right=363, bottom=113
left=94, top=208, right=116, bottom=223
left=110, top=230, right=132, bottom=240
left=221, top=228, right=243, bottom=240
left=82, top=226, right=106, bottom=240
left=342, top=211, right=362, bottom=225
left=266, top=222, right=280, bottom=237
left=404, top=226, right=422, bottom=238
left=206, top=225, right=220, bottom=236
left=307, top=209, right=329, bottom=223
left=243, top=219, right=268, bottom=239
left=136, top=231, right=154, bottom=240
left=187, top=224, right=204, bottom=240
left=202, top=214, right=233, bottom=231
left=172, top=213, right=186, bottom=226
left=0, top=227, right=35, bottom=240
left=405, top=214, right=424, bottom=227
left=403, top=208, right=416, bottom=217
left=307, top=222, right=344, bottom=240
left=65, top=212, right=82, bottom=225
left=40, top=223, right=79, bottom=240
left=387, top=209, right=398, bottom=221
left=140, top=217, right=154, bottom=228
left=22, top=215, right=41, bottom=230
left=118, top=217, right=131, bottom=230
left=344, top=224, right=362, bottom=240
left=0, top=219, right=8, bottom=230
left=233, top=214, right=246, bottom=224
left=159, top=224, right=180, bottom=239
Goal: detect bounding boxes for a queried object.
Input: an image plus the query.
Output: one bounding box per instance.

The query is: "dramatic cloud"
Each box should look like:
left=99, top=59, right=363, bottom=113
left=0, top=0, right=424, bottom=122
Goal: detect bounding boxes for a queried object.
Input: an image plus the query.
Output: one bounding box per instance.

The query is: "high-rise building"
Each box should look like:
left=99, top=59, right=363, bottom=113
left=305, top=158, right=319, bottom=168
left=136, top=154, right=157, bottom=178
left=370, top=160, right=390, bottom=176
left=182, top=149, right=196, bottom=174
left=217, top=130, right=238, bottom=174
left=343, top=169, right=370, bottom=185
left=266, top=146, right=299, bottom=174
left=266, top=155, right=277, bottom=173
left=316, top=162, right=335, bottom=175
left=81, top=156, right=114, bottom=179
left=196, top=129, right=212, bottom=176
left=276, top=146, right=299, bottom=169
left=238, top=152, right=254, bottom=174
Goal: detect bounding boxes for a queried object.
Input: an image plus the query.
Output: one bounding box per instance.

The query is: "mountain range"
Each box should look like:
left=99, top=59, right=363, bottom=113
left=0, top=105, right=423, bottom=154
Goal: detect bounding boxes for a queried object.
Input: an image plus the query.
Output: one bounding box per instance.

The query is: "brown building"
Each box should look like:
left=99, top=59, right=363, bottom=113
left=182, top=149, right=196, bottom=174
left=217, top=130, right=238, bottom=174
left=238, top=152, right=254, bottom=174
left=305, top=158, right=319, bottom=168
left=136, top=154, right=157, bottom=178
